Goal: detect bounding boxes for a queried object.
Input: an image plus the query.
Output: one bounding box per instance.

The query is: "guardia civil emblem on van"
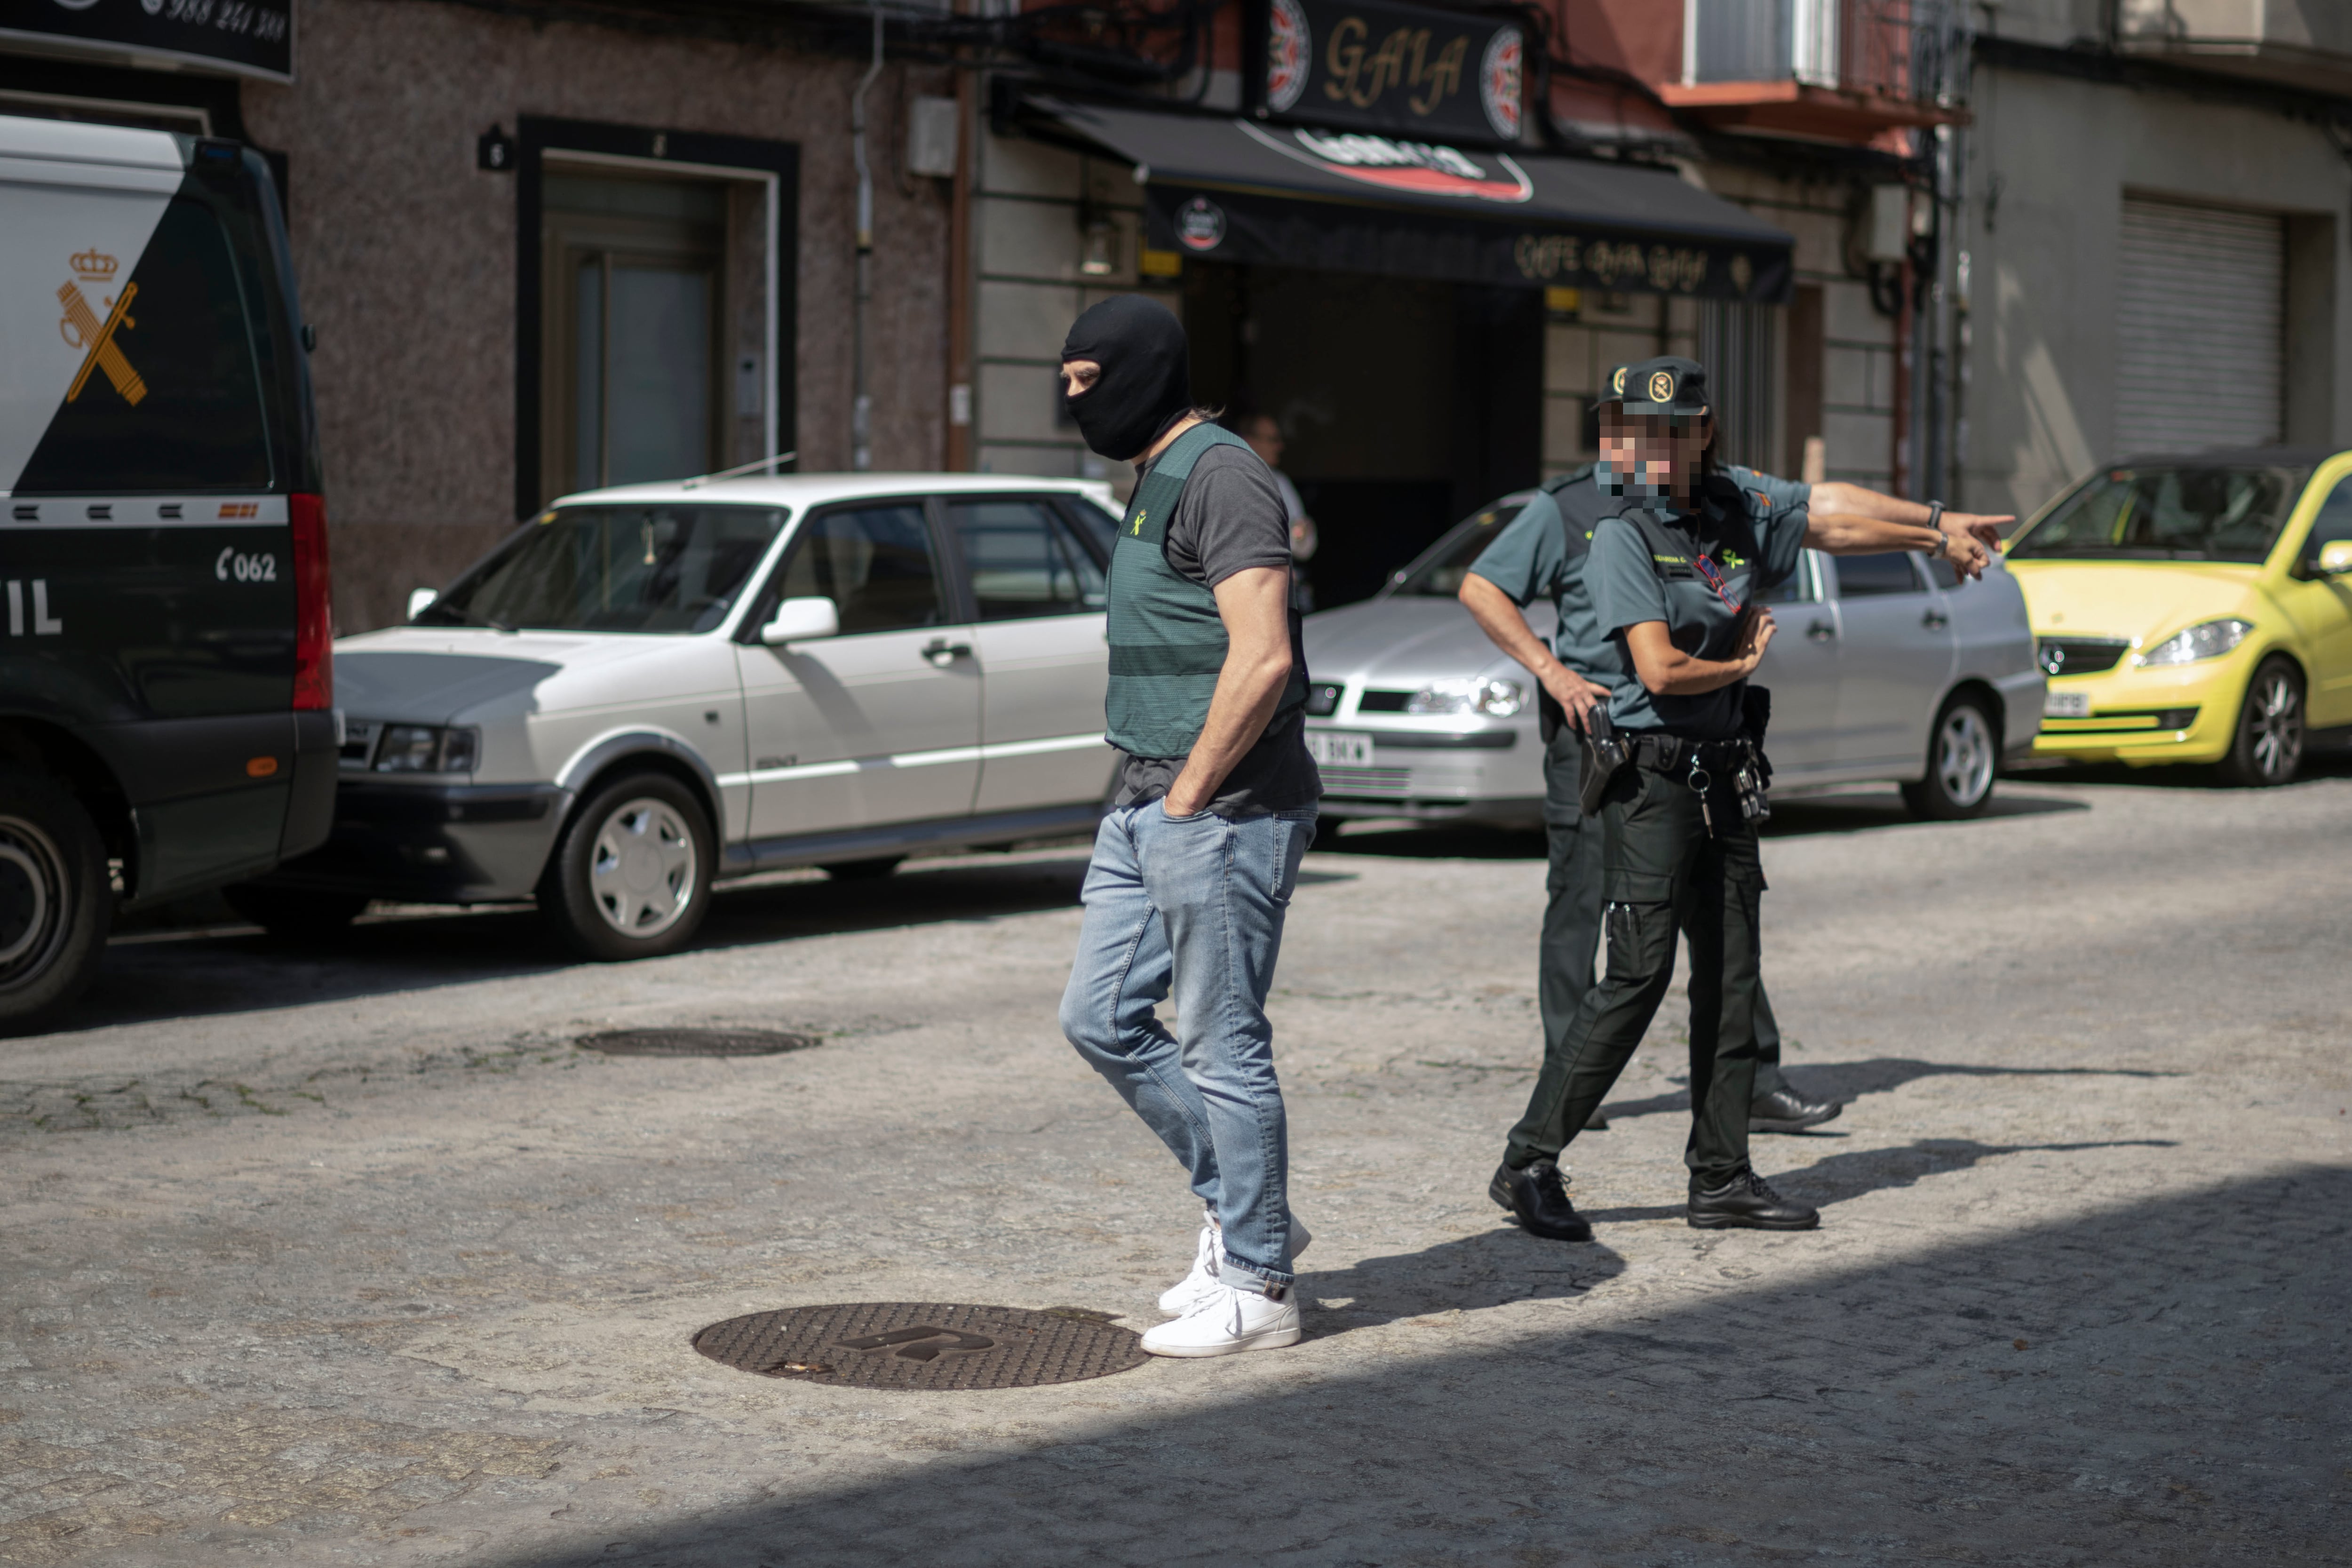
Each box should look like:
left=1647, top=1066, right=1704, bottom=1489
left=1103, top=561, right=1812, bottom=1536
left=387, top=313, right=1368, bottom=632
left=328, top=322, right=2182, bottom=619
left=57, top=249, right=145, bottom=406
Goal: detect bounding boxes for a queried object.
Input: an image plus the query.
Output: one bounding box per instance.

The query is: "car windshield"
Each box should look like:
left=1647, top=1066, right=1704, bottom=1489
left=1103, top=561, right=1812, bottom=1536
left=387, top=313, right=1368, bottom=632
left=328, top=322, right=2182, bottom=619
left=423, top=504, right=789, bottom=633
left=2010, top=465, right=2308, bottom=564
left=1389, top=501, right=1530, bottom=596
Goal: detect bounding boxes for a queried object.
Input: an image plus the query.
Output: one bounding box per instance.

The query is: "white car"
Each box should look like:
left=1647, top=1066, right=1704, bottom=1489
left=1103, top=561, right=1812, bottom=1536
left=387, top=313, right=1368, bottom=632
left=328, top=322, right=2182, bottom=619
left=1300, top=492, right=2047, bottom=827
left=237, top=474, right=1125, bottom=958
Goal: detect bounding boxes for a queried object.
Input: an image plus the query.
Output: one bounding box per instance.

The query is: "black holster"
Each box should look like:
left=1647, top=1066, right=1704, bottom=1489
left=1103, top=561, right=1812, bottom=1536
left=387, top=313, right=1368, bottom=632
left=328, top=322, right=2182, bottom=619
left=1578, top=707, right=1627, bottom=817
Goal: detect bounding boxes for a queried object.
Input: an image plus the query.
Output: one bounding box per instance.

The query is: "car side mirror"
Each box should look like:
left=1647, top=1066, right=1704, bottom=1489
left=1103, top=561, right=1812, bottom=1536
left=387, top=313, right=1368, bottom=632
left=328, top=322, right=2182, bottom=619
left=406, top=587, right=438, bottom=620
left=761, top=596, right=840, bottom=645
left=2318, top=540, right=2352, bottom=577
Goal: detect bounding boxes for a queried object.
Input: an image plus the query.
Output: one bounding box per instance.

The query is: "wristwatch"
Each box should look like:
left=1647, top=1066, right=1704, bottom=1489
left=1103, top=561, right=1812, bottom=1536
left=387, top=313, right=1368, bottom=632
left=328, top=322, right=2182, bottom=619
left=1925, top=501, right=1948, bottom=557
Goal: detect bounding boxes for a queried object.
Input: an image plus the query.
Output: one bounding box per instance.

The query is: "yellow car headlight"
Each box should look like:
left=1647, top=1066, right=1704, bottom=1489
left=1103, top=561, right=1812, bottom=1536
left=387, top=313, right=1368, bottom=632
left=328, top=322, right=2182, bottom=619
left=2134, top=618, right=2251, bottom=668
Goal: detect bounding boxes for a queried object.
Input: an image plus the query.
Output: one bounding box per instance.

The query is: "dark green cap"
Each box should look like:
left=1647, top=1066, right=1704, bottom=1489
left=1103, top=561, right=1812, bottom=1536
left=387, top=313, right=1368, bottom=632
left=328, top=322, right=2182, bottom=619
left=1611, top=355, right=1710, bottom=421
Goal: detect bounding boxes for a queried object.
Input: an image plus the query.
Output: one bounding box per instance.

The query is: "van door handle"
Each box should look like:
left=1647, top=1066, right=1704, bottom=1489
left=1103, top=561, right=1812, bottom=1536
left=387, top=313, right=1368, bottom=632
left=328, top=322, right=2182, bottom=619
left=1922, top=609, right=1949, bottom=631
left=922, top=638, right=973, bottom=666
left=1806, top=620, right=1836, bottom=642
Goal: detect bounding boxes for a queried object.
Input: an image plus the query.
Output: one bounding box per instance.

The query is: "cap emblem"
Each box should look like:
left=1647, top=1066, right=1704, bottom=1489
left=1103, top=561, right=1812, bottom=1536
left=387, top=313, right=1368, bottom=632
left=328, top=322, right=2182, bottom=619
left=1648, top=370, right=1675, bottom=404
left=1611, top=366, right=1627, bottom=395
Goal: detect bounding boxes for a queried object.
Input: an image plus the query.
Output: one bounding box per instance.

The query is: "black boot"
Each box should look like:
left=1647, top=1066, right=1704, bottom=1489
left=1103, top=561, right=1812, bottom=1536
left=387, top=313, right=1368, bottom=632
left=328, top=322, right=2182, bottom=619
left=1489, top=1159, right=1593, bottom=1242
left=1687, top=1167, right=1819, bottom=1231
left=1748, top=1085, right=1842, bottom=1134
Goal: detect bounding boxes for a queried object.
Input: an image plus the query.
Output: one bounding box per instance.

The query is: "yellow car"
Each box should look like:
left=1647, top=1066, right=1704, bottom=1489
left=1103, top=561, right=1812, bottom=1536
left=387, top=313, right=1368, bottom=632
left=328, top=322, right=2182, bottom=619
left=2007, top=449, right=2352, bottom=785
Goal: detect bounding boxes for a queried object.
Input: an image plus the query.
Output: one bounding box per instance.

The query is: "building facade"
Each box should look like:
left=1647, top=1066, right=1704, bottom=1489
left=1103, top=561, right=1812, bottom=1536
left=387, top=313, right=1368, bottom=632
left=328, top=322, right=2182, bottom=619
left=9, top=0, right=2350, bottom=628
left=1956, top=1, right=2352, bottom=520
left=1, top=0, right=954, bottom=632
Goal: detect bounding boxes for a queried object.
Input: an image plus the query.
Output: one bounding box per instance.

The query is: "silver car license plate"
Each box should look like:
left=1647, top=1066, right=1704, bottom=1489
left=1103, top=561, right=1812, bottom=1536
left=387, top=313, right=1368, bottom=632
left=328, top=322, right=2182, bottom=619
left=1306, top=731, right=1373, bottom=767
left=2044, top=690, right=2089, bottom=717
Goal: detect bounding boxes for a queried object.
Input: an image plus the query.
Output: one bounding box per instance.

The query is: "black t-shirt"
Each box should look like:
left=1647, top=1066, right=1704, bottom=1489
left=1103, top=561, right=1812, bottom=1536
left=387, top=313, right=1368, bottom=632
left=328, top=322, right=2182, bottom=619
left=1113, top=443, right=1322, bottom=817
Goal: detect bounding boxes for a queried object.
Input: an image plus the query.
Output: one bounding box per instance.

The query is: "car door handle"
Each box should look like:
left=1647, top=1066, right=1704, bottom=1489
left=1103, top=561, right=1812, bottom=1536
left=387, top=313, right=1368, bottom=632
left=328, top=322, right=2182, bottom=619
left=1806, top=620, right=1836, bottom=642
left=922, top=638, right=973, bottom=666
left=1922, top=610, right=1949, bottom=631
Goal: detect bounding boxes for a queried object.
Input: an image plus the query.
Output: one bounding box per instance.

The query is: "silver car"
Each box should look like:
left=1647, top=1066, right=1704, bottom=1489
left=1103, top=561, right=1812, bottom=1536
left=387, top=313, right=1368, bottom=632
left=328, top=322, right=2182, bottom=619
left=1300, top=493, right=2046, bottom=828
left=240, top=474, right=1128, bottom=960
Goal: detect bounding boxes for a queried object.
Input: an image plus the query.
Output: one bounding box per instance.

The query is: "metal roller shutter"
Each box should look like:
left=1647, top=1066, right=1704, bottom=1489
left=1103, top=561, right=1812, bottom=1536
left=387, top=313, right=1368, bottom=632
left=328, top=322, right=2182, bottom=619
left=2115, top=197, right=2284, bottom=454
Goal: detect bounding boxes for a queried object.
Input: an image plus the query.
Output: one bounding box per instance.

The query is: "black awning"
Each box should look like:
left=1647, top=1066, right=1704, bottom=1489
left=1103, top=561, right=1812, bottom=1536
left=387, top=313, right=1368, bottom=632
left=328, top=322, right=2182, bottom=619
left=1027, top=97, right=1793, bottom=304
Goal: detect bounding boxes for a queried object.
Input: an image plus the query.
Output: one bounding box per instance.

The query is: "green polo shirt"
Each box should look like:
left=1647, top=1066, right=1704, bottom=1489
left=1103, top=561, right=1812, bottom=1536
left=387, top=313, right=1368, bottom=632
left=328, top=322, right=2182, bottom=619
left=1462, top=483, right=1616, bottom=676
left=1589, top=477, right=1810, bottom=738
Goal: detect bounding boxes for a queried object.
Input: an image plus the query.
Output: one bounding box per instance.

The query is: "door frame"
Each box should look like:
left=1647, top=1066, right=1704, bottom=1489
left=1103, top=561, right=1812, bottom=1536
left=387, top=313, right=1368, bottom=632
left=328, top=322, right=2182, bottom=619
left=516, top=116, right=798, bottom=520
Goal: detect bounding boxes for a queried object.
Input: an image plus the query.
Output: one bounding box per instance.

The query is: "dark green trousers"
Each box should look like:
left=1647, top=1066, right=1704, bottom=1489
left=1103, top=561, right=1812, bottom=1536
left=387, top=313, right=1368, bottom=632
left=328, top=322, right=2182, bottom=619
left=1534, top=727, right=1785, bottom=1124
left=1511, top=755, right=1766, bottom=1187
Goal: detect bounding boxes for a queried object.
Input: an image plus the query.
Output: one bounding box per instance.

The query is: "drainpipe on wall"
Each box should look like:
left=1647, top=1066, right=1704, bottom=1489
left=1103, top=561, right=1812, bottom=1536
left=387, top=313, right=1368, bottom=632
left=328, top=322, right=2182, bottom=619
left=851, top=0, right=883, bottom=472
left=945, top=36, right=975, bottom=472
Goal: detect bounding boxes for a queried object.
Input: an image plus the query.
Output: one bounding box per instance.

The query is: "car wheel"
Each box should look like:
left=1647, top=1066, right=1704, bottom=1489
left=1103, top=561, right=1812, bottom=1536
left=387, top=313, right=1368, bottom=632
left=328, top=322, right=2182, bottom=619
left=2218, top=657, right=2304, bottom=788
left=539, top=772, right=714, bottom=961
left=1900, top=693, right=1999, bottom=820
left=223, top=884, right=369, bottom=940
left=820, top=856, right=904, bottom=882
left=0, top=767, right=112, bottom=1037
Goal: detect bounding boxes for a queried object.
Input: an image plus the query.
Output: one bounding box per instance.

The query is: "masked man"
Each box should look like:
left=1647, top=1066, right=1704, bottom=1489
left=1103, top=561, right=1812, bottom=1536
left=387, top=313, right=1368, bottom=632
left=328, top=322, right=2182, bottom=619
left=1055, top=297, right=1322, bottom=1356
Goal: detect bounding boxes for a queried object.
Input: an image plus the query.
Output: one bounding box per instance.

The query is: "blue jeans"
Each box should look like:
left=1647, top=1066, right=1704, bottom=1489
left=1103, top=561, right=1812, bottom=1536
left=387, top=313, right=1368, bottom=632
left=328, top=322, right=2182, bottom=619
left=1059, top=800, right=1317, bottom=1295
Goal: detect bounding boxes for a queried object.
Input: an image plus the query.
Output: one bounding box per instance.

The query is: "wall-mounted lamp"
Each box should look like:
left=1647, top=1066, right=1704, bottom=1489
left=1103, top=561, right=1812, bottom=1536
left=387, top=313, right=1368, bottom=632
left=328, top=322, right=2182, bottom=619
left=1080, top=213, right=1118, bottom=278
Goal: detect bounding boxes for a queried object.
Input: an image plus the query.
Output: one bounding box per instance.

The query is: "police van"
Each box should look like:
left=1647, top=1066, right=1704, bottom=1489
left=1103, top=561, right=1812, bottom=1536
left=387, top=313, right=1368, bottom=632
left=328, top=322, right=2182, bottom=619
left=0, top=114, right=336, bottom=1033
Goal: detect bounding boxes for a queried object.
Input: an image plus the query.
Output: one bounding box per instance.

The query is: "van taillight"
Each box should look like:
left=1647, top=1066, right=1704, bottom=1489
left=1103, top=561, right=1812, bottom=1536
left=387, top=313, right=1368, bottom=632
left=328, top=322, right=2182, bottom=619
left=290, top=493, right=333, bottom=710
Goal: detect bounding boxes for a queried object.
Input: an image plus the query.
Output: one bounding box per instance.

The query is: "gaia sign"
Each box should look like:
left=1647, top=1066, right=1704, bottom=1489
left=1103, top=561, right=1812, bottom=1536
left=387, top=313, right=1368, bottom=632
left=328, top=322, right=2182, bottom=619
left=1253, top=0, right=1523, bottom=148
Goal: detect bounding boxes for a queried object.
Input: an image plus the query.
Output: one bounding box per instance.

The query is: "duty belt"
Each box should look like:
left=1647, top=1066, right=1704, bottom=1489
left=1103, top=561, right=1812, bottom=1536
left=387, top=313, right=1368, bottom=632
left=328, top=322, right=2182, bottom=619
left=1628, top=733, right=1769, bottom=836
left=1629, top=734, right=1755, bottom=774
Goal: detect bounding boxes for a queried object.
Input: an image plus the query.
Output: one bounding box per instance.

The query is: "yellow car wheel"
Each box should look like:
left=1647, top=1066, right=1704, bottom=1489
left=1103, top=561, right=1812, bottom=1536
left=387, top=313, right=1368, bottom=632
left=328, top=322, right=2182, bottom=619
left=2217, top=656, right=2304, bottom=788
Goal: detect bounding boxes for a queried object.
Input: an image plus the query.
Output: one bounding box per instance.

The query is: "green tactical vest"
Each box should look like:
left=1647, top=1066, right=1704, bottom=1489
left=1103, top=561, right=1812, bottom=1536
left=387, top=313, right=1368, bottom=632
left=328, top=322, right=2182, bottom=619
left=1104, top=422, right=1308, bottom=758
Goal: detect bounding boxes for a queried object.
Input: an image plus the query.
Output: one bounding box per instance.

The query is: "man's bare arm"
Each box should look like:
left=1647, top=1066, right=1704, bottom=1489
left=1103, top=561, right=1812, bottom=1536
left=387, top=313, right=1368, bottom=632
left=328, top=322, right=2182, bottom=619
left=1808, top=481, right=2012, bottom=553
left=1458, top=574, right=1609, bottom=731
left=1164, top=565, right=1295, bottom=818
left=1804, top=512, right=1991, bottom=580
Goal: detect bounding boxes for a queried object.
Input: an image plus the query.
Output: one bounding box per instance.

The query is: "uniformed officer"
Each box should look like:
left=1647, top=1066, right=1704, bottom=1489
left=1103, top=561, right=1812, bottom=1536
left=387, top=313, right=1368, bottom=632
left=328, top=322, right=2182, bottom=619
left=1486, top=356, right=1989, bottom=1234
left=1462, top=378, right=2011, bottom=1240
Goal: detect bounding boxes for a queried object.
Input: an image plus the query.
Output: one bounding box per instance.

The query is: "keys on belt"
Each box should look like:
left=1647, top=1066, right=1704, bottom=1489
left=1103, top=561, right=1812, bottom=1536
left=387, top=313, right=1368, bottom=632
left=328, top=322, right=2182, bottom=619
left=1629, top=734, right=1770, bottom=836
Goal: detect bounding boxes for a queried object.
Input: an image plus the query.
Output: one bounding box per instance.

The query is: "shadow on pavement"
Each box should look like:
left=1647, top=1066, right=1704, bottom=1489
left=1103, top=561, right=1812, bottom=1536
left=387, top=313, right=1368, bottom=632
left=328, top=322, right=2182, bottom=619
left=1597, top=1055, right=2182, bottom=1124
left=1573, top=1138, right=2177, bottom=1224
left=486, top=1165, right=2347, bottom=1567
left=58, top=856, right=1099, bottom=1036
left=1761, top=788, right=2087, bottom=836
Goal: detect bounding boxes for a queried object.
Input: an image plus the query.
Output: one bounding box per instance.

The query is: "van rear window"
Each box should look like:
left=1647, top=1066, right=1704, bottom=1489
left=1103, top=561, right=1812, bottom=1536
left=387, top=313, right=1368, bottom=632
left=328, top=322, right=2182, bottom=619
left=15, top=196, right=272, bottom=493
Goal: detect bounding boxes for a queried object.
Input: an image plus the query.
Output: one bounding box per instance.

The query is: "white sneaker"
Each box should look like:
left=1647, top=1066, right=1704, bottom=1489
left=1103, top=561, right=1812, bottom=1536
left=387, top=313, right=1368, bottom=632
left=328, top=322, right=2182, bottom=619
left=1157, top=1221, right=1221, bottom=1314
left=1140, top=1281, right=1302, bottom=1358
left=1156, top=1212, right=1314, bottom=1315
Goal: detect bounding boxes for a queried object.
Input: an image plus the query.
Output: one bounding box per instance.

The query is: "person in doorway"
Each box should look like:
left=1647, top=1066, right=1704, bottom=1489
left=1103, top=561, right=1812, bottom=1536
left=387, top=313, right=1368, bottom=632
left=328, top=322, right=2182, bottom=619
left=1485, top=356, right=1988, bottom=1237
left=1055, top=296, right=1322, bottom=1356
left=1240, top=412, right=1318, bottom=610
left=1460, top=386, right=2011, bottom=1238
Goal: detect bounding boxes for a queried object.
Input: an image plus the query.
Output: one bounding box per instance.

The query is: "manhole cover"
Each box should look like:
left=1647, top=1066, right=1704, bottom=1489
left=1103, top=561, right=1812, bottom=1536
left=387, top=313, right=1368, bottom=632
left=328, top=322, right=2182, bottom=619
left=577, top=1028, right=819, bottom=1058
left=692, top=1302, right=1147, bottom=1390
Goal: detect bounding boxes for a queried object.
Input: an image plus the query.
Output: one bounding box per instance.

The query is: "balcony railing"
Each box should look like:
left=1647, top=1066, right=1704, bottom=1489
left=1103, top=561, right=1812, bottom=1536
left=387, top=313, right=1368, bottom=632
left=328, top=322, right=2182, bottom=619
left=1685, top=0, right=1954, bottom=105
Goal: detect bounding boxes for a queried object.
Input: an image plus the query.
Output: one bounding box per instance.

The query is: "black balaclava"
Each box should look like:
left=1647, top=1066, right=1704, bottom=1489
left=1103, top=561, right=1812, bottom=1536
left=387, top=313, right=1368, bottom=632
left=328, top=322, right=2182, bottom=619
left=1060, top=295, right=1192, bottom=462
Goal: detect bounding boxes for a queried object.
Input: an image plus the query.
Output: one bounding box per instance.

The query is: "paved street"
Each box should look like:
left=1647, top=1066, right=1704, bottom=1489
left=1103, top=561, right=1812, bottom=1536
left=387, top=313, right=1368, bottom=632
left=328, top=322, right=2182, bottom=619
left=3, top=766, right=2348, bottom=1567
